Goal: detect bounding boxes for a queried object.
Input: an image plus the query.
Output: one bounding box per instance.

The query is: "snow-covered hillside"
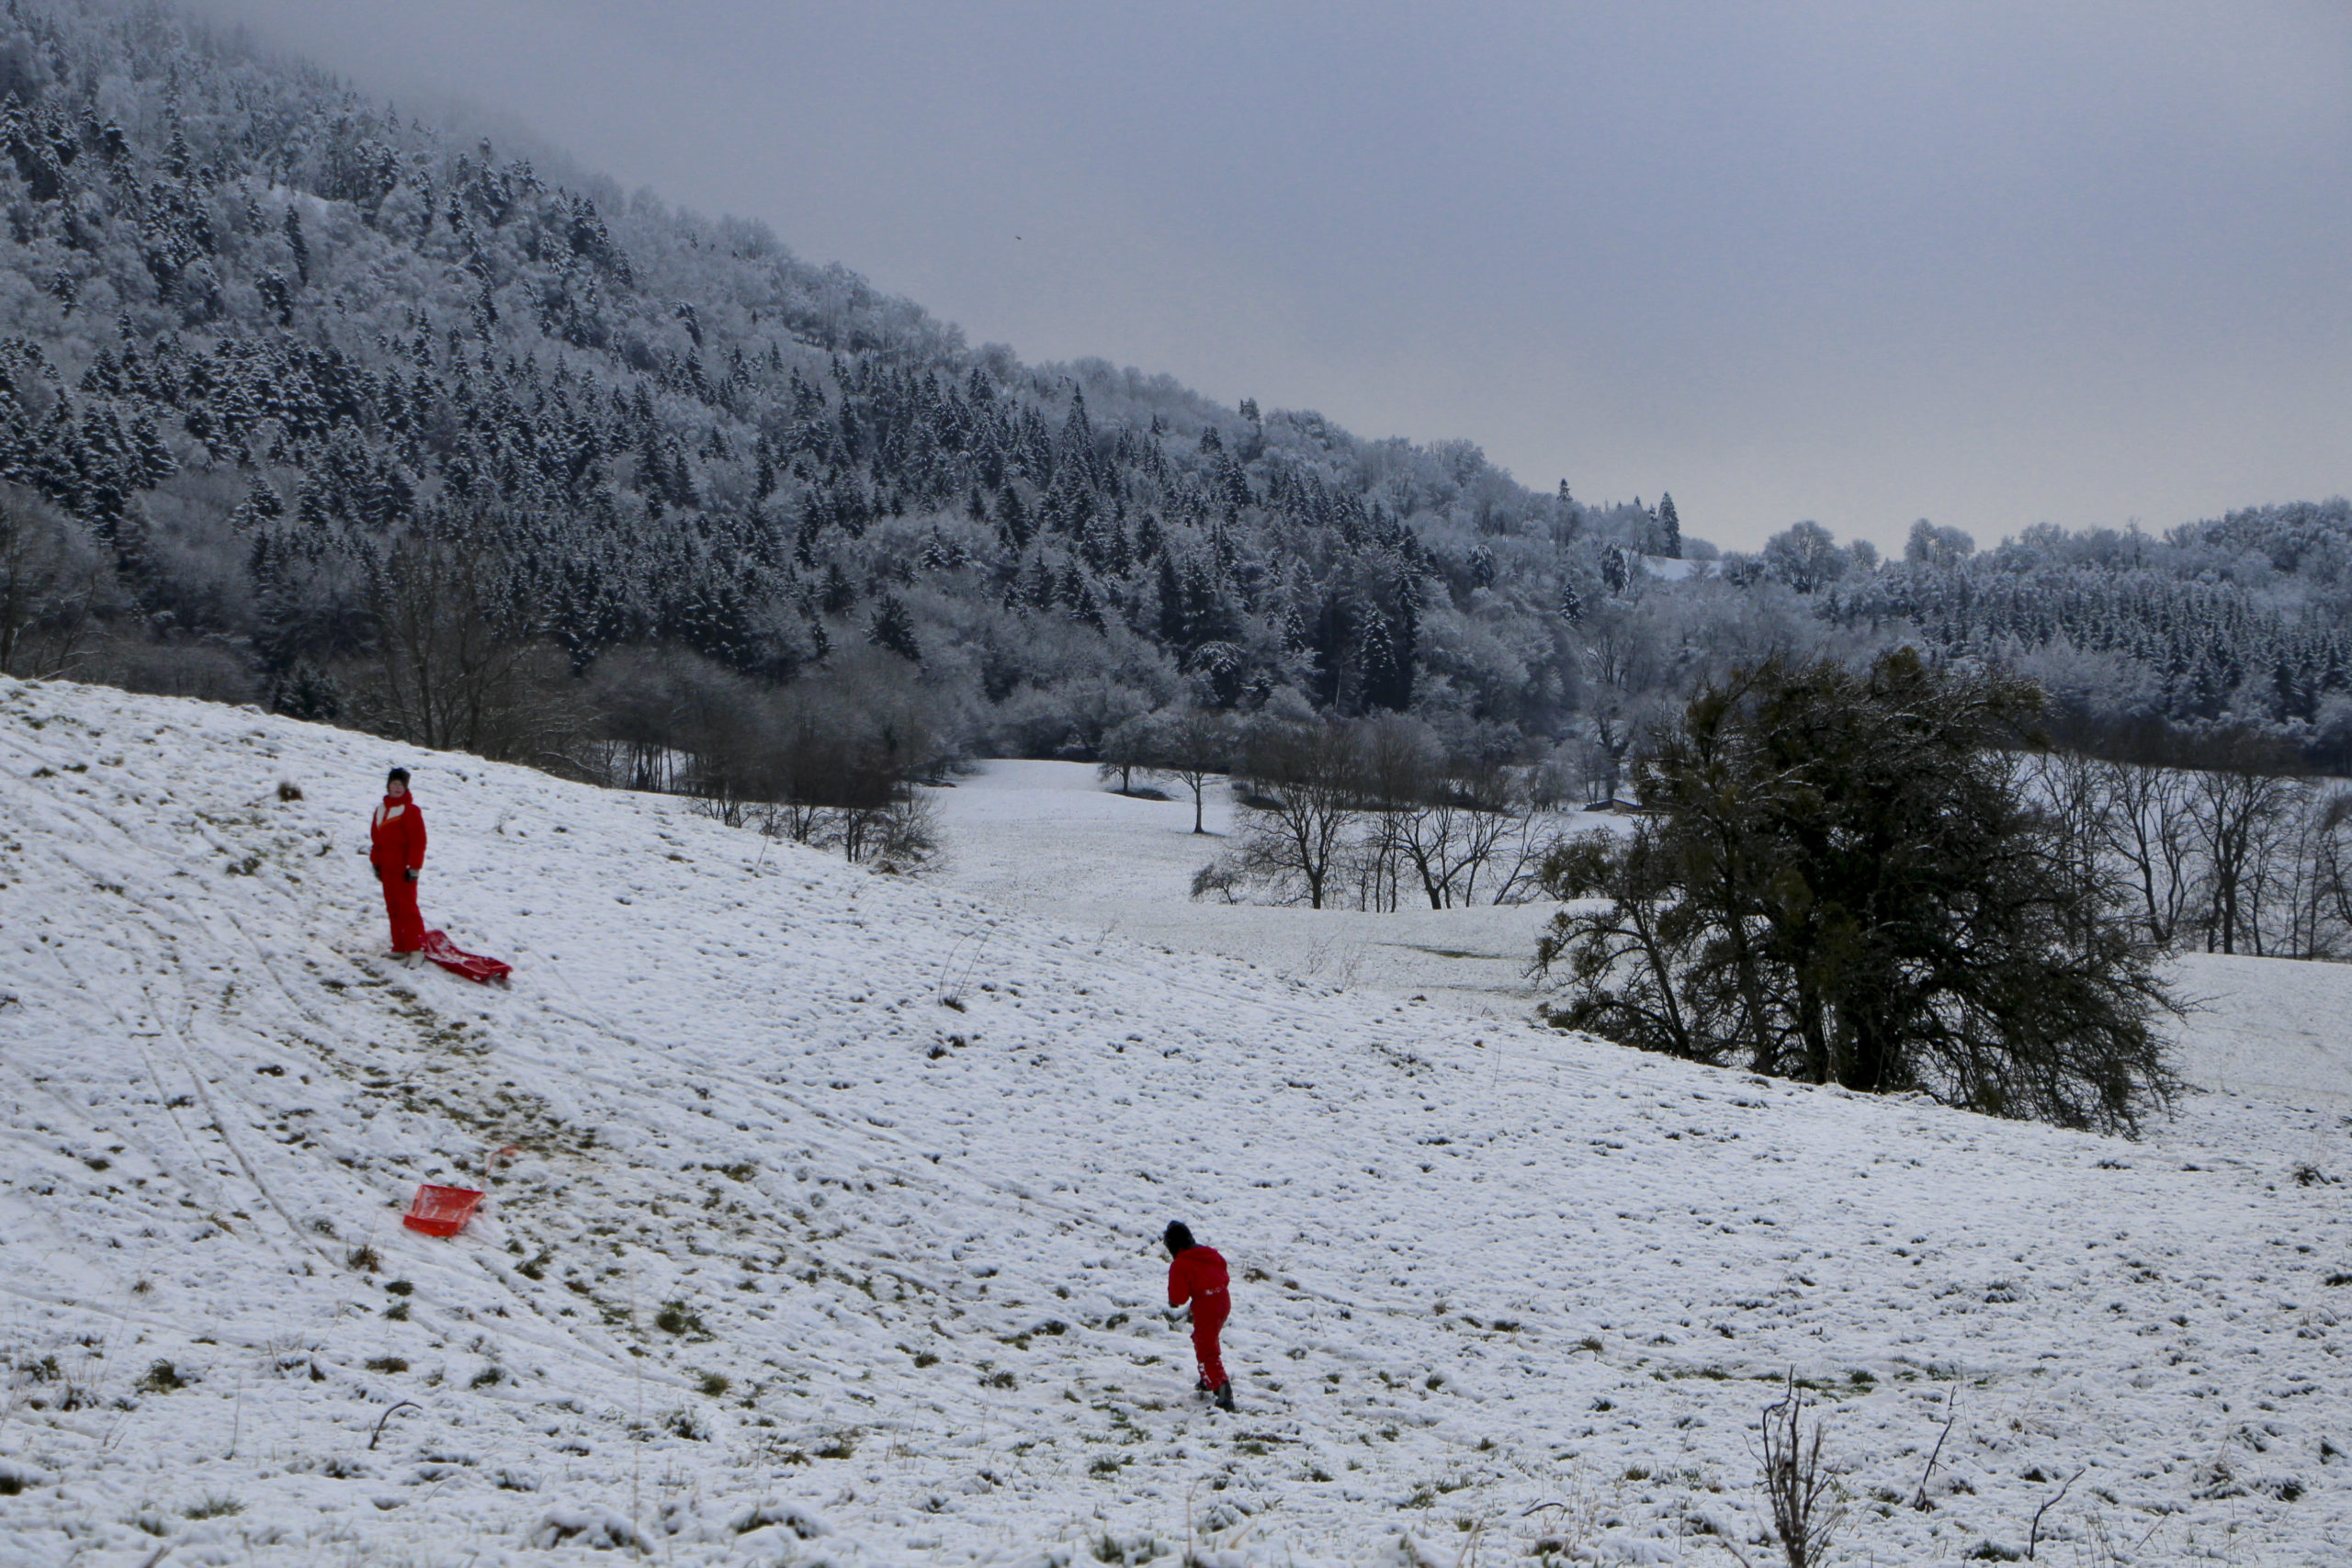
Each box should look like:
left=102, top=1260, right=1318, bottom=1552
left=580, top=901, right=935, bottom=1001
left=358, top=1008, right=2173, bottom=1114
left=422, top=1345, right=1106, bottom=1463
left=4, top=677, right=2349, bottom=1566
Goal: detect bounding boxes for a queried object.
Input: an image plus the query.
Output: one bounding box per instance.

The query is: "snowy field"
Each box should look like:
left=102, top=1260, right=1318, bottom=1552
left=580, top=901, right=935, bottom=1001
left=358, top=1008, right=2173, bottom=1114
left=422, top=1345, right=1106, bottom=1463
left=926, top=760, right=1561, bottom=1016
left=3, top=678, right=2350, bottom=1566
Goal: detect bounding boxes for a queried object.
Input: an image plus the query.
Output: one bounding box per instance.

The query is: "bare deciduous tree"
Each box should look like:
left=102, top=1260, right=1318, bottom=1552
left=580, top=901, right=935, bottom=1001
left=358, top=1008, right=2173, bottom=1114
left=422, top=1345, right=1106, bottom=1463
left=0, top=484, right=110, bottom=679
left=1232, top=718, right=1363, bottom=908
left=644, top=645, right=948, bottom=872
left=1096, top=710, right=1155, bottom=795
left=2179, top=729, right=2303, bottom=955
left=1211, top=711, right=1572, bottom=912
left=2094, top=756, right=2197, bottom=948
left=1149, top=704, right=1235, bottom=836
left=355, top=536, right=584, bottom=768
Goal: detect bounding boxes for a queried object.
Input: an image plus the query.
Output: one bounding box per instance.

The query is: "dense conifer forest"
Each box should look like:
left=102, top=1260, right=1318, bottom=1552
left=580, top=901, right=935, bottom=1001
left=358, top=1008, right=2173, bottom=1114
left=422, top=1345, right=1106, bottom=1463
left=0, top=0, right=2346, bottom=781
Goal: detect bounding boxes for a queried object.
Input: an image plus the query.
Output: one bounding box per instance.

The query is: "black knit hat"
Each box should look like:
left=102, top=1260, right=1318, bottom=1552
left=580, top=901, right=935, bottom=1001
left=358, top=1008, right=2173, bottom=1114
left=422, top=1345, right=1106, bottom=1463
left=1164, top=1221, right=1193, bottom=1254
left=387, top=766, right=410, bottom=784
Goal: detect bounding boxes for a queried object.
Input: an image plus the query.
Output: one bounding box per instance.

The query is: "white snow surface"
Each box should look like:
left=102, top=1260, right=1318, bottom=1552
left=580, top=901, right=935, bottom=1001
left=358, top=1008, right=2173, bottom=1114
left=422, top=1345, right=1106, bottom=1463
left=927, top=761, right=1558, bottom=1016
left=2, top=677, right=2349, bottom=1566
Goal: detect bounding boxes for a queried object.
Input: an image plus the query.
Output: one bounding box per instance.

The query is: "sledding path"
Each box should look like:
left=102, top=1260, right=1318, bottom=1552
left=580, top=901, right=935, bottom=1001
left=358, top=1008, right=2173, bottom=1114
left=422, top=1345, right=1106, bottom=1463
left=2, top=676, right=2349, bottom=1566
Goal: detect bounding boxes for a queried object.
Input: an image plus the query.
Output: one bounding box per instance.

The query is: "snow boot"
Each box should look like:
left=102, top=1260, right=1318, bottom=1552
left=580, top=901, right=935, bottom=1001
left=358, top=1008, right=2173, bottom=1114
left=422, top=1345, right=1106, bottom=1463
left=1213, top=1381, right=1237, bottom=1413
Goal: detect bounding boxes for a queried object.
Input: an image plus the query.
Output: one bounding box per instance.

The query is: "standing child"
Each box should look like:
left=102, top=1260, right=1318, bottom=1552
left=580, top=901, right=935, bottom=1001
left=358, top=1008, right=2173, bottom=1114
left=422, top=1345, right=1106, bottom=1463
left=1165, top=1221, right=1235, bottom=1411
left=370, top=767, right=427, bottom=959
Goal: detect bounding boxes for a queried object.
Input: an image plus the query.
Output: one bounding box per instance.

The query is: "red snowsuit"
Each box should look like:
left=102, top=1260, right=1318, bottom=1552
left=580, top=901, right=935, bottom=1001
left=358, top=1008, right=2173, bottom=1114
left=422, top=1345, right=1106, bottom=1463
left=369, top=793, right=427, bottom=953
left=1168, top=1243, right=1230, bottom=1392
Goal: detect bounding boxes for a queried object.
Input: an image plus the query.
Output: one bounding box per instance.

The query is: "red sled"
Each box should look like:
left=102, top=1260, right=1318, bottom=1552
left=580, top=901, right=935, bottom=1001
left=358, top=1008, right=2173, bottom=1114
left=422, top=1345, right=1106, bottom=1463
left=422, top=930, right=511, bottom=985
left=402, top=1183, right=483, bottom=1236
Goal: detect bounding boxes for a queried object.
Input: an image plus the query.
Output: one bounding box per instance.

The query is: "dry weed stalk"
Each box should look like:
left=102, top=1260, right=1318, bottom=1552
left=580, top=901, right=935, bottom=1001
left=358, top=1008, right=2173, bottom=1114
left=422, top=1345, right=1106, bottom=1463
left=1757, top=1371, right=1846, bottom=1568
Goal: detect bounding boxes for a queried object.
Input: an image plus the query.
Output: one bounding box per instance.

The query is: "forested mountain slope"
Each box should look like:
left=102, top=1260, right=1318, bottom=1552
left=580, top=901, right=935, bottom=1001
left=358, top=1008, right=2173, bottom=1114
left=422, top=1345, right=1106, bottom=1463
left=0, top=0, right=2346, bottom=777
left=1820, top=502, right=2352, bottom=767
left=0, top=0, right=1685, bottom=762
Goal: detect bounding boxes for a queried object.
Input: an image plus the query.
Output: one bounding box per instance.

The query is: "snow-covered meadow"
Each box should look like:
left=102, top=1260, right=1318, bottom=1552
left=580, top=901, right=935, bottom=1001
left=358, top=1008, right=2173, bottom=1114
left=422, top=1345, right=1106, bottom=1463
left=926, top=760, right=1561, bottom=1015
left=3, top=678, right=2349, bottom=1565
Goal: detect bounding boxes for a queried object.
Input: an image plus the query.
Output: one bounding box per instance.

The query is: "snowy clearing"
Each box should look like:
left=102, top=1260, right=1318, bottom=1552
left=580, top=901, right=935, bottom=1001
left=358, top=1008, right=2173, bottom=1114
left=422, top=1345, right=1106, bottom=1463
left=926, top=760, right=1562, bottom=1016
left=2, top=678, right=2349, bottom=1566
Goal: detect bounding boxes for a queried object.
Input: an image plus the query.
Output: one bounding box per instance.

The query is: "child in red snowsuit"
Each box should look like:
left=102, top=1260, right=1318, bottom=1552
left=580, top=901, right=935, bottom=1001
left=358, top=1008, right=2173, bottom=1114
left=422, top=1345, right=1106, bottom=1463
left=369, top=768, right=427, bottom=955
left=1165, top=1221, right=1234, bottom=1411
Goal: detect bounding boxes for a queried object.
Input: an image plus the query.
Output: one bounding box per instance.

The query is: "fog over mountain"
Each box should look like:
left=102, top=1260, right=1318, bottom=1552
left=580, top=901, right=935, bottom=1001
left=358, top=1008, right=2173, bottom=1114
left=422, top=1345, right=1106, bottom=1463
left=187, top=0, right=2352, bottom=553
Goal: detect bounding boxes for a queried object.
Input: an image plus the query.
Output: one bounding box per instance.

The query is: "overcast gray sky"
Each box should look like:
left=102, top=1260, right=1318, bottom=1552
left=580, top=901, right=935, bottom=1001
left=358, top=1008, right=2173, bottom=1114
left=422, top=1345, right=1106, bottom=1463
left=190, top=1, right=2352, bottom=551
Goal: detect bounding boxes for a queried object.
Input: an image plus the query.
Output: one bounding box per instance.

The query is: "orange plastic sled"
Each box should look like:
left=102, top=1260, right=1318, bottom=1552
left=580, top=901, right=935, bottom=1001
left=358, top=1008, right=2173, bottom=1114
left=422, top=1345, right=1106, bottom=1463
left=401, top=1183, right=484, bottom=1236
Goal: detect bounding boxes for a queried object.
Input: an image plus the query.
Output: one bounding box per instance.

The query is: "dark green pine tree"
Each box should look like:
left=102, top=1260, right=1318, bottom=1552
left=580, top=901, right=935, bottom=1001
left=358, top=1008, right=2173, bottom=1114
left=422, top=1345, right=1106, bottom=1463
left=1057, top=386, right=1096, bottom=482
left=996, top=487, right=1031, bottom=551
left=819, top=560, right=856, bottom=616
left=127, top=410, right=175, bottom=486
left=1657, top=491, right=1682, bottom=558
left=1357, top=609, right=1411, bottom=711
left=283, top=206, right=310, bottom=286
left=1024, top=555, right=1057, bottom=613
left=1156, top=553, right=1186, bottom=647
left=1554, top=479, right=1579, bottom=544
left=230, top=474, right=284, bottom=531
left=1534, top=650, right=2177, bottom=1132
left=1309, top=587, right=1353, bottom=708
left=1389, top=577, right=1419, bottom=692
left=1069, top=572, right=1106, bottom=633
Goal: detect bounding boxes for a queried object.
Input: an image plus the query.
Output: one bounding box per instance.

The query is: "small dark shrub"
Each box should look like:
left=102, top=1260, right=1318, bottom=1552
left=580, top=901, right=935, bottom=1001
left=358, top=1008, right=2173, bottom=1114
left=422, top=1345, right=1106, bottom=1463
left=137, top=1360, right=187, bottom=1393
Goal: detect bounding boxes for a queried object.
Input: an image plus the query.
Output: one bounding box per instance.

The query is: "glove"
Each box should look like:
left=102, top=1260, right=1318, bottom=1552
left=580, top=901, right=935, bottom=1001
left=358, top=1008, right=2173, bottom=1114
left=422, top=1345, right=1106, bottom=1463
left=404, top=869, right=419, bottom=883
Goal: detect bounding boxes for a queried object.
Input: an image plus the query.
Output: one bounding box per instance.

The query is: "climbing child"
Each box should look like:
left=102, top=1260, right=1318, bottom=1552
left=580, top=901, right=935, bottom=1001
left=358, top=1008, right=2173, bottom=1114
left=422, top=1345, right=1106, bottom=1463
left=1165, top=1221, right=1235, bottom=1411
